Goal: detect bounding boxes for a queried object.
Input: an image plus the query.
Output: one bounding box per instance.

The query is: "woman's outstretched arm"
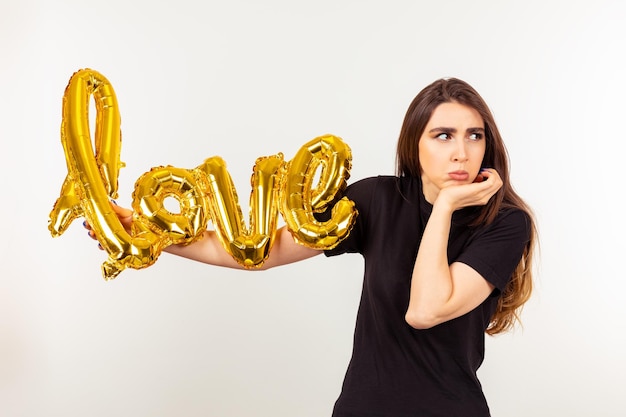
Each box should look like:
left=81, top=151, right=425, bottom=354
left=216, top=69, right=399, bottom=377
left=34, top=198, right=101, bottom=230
left=166, top=226, right=321, bottom=270
left=85, top=203, right=322, bottom=271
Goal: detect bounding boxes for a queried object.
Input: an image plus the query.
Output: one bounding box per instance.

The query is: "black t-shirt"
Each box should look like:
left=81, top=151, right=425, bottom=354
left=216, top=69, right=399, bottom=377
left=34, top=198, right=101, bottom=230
left=324, top=176, right=531, bottom=417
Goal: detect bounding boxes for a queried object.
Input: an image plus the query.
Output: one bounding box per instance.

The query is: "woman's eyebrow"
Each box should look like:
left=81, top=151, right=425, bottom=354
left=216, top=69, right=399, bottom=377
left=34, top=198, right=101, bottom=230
left=428, top=127, right=456, bottom=133
left=428, top=127, right=485, bottom=134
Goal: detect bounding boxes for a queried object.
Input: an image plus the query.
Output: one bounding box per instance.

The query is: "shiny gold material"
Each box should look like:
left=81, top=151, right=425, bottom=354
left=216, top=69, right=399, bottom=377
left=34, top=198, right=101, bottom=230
left=132, top=165, right=209, bottom=243
left=197, top=154, right=285, bottom=268
left=49, top=69, right=160, bottom=280
left=281, top=135, right=357, bottom=249
left=49, top=69, right=357, bottom=279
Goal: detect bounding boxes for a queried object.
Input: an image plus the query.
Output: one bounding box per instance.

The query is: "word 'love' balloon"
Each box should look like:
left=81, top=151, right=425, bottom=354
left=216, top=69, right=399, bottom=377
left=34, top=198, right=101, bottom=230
left=48, top=69, right=357, bottom=280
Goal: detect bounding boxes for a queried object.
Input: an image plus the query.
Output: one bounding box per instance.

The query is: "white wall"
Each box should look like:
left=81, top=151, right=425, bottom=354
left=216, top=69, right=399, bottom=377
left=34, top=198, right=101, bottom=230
left=1, top=0, right=624, bottom=416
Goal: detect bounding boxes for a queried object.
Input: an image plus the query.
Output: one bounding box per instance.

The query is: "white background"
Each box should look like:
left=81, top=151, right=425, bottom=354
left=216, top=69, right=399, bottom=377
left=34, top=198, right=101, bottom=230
left=1, top=0, right=625, bottom=416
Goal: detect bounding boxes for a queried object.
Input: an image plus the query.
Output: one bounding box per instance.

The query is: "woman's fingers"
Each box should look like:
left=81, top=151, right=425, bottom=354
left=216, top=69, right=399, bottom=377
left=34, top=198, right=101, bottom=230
left=111, top=202, right=134, bottom=228
left=82, top=200, right=134, bottom=249
left=440, top=169, right=503, bottom=209
left=473, top=173, right=485, bottom=183
left=83, top=220, right=96, bottom=240
left=481, top=169, right=503, bottom=193
left=474, top=169, right=503, bottom=204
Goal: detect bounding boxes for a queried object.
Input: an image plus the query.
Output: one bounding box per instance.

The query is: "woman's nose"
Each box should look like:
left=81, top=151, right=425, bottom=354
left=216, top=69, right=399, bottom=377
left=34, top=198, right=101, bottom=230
left=452, top=143, right=468, bottom=162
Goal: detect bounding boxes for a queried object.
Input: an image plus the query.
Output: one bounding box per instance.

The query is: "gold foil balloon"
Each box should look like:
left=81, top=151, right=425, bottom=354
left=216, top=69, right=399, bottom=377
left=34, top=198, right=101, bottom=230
left=197, top=154, right=285, bottom=268
left=281, top=135, right=357, bottom=249
left=48, top=68, right=123, bottom=237
left=49, top=69, right=358, bottom=280
left=132, top=165, right=210, bottom=243
left=48, top=69, right=168, bottom=280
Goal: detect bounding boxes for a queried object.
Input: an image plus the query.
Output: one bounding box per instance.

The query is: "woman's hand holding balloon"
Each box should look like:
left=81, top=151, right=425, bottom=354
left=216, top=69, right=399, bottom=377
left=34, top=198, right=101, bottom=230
left=84, top=202, right=133, bottom=249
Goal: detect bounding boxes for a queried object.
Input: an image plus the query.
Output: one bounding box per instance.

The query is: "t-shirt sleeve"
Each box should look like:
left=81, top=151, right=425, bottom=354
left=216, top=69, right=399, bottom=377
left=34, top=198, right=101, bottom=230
left=455, top=209, right=532, bottom=293
left=320, top=177, right=377, bottom=257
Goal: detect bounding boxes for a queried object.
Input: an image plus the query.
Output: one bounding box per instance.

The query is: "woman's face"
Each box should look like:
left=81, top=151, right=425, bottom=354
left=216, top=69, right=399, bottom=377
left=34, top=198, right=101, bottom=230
left=418, top=101, right=486, bottom=203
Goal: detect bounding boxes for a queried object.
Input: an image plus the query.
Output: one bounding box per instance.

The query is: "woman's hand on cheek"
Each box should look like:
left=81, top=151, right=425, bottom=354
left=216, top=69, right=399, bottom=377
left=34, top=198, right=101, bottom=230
left=437, top=169, right=503, bottom=211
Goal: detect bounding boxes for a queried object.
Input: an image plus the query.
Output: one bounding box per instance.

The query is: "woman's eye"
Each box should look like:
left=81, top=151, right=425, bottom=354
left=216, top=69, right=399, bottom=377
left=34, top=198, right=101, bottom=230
left=436, top=133, right=450, bottom=140
left=468, top=133, right=483, bottom=141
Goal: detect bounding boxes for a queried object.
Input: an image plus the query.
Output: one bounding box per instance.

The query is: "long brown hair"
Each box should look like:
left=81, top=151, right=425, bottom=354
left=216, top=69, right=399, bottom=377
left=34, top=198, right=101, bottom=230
left=396, top=78, right=537, bottom=335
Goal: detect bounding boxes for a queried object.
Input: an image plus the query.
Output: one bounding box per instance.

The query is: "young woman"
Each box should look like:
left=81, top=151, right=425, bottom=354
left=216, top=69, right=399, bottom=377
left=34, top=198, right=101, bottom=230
left=88, top=78, right=537, bottom=416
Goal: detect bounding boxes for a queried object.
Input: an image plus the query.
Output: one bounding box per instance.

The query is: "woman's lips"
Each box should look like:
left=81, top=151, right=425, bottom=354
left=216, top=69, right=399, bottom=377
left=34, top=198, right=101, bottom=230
left=448, top=171, right=469, bottom=181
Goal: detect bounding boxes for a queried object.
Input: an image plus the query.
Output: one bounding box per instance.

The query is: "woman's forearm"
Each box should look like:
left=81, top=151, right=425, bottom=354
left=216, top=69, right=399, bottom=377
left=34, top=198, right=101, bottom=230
left=164, top=230, right=245, bottom=269
left=405, top=203, right=455, bottom=328
left=165, top=226, right=321, bottom=270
